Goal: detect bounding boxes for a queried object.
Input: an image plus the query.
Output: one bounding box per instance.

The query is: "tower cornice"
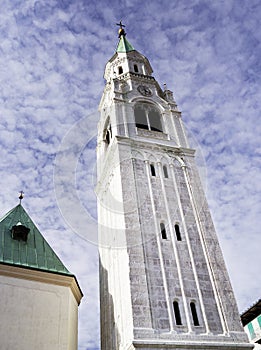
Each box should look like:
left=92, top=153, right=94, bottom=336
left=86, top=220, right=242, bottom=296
left=96, top=134, right=196, bottom=198
left=0, top=263, right=83, bottom=305
left=115, top=135, right=196, bottom=157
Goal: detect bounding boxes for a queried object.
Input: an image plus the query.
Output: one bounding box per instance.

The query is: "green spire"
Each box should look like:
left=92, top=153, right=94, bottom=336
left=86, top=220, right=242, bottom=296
left=0, top=204, right=72, bottom=276
left=116, top=35, right=135, bottom=53
left=116, top=20, right=134, bottom=53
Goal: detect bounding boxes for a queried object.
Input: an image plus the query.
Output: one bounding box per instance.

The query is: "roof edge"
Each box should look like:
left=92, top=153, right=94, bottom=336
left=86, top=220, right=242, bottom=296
left=241, top=299, right=261, bottom=325
left=0, top=262, right=83, bottom=305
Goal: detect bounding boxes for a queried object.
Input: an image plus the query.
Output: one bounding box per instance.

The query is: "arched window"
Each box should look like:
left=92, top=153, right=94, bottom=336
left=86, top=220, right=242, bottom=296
left=173, top=301, right=182, bottom=325
left=163, top=165, right=168, bottom=178
left=134, top=102, right=163, bottom=132
left=134, top=64, right=139, bottom=72
left=160, top=222, right=167, bottom=239
left=150, top=163, right=156, bottom=176
left=118, top=66, right=123, bottom=74
left=190, top=302, right=199, bottom=326
left=175, top=224, right=182, bottom=241
left=105, top=124, right=112, bottom=145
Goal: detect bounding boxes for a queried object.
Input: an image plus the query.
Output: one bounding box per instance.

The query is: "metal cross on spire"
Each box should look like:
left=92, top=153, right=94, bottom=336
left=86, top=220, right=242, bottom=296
left=116, top=20, right=125, bottom=29
left=116, top=20, right=126, bottom=37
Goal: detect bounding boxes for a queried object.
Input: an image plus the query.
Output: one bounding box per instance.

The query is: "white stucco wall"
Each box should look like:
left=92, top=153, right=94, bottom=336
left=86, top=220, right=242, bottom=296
left=0, top=272, right=79, bottom=350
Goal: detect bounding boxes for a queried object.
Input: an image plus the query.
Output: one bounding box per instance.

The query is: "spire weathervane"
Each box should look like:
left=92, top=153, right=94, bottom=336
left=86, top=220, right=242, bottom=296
left=116, top=20, right=126, bottom=37
left=19, top=191, right=24, bottom=204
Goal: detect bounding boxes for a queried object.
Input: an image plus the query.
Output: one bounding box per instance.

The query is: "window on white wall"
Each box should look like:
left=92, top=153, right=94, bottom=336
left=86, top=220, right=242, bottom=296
left=148, top=108, right=162, bottom=131
left=105, top=124, right=112, bottom=145
left=135, top=104, right=148, bottom=130
left=175, top=224, right=182, bottom=241
left=163, top=165, right=168, bottom=178
left=150, top=164, right=156, bottom=176
left=160, top=222, right=167, bottom=239
left=190, top=302, right=200, bottom=326
left=134, top=102, right=163, bottom=132
left=173, top=301, right=182, bottom=325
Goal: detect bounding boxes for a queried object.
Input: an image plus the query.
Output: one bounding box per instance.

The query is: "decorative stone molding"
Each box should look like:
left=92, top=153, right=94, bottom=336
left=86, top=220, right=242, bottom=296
left=136, top=128, right=168, bottom=140
left=0, top=263, right=83, bottom=305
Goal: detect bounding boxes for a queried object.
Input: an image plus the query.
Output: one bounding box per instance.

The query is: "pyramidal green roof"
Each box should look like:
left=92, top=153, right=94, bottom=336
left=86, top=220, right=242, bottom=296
left=116, top=35, right=135, bottom=53
left=0, top=204, right=72, bottom=276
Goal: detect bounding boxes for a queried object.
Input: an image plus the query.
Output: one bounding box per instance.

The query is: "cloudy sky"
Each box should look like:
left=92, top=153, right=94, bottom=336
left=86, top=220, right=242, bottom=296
left=0, top=0, right=260, bottom=349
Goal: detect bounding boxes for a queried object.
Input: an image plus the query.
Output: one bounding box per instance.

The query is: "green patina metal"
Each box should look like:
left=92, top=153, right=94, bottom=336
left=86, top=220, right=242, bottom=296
left=116, top=35, right=135, bottom=53
left=0, top=204, right=72, bottom=276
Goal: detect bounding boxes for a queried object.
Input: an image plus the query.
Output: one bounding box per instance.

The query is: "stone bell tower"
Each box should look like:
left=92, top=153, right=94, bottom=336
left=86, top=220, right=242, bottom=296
left=96, top=24, right=252, bottom=350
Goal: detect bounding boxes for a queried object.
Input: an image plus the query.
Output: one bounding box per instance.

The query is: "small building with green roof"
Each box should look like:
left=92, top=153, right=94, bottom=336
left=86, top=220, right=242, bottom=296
left=241, top=300, right=261, bottom=349
left=0, top=203, right=83, bottom=350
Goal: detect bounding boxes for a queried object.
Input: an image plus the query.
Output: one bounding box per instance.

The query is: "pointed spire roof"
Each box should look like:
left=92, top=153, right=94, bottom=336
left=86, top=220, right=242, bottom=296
left=116, top=35, right=135, bottom=53
left=116, top=21, right=134, bottom=53
left=0, top=204, right=72, bottom=276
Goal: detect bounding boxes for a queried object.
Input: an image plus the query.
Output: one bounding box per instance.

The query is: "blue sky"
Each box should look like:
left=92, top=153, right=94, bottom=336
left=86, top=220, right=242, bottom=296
left=0, top=0, right=260, bottom=349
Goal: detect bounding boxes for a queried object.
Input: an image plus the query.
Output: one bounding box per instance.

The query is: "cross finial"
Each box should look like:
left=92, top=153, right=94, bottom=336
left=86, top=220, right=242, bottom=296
left=19, top=191, right=24, bottom=204
left=116, top=20, right=126, bottom=38
left=116, top=20, right=125, bottom=29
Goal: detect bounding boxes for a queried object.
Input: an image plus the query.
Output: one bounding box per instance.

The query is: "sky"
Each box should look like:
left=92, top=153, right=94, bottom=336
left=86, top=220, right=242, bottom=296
left=0, top=0, right=260, bottom=349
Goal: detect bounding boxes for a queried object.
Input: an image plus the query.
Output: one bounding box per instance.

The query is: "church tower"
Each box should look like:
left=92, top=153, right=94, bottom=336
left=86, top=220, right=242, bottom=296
left=97, top=25, right=252, bottom=350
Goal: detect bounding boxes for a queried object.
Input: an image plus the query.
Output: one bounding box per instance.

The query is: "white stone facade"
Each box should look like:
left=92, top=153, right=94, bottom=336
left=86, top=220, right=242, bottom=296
left=97, top=41, right=252, bottom=350
left=0, top=264, right=81, bottom=350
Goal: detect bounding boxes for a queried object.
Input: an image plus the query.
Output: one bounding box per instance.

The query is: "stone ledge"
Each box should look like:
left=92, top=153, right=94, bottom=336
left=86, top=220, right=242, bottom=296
left=131, top=339, right=254, bottom=349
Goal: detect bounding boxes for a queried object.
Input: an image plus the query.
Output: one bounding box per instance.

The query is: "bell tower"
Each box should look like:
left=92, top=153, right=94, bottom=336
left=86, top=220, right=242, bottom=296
left=96, top=25, right=252, bottom=350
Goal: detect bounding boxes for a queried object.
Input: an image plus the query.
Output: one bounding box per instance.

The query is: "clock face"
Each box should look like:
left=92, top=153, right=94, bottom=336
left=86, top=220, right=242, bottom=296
left=137, top=85, right=152, bottom=96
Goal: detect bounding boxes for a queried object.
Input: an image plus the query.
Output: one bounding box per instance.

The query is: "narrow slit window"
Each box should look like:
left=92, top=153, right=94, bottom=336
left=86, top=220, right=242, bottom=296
left=105, top=124, right=112, bottom=145
left=173, top=301, right=182, bottom=325
left=190, top=302, right=199, bottom=326
left=163, top=165, right=168, bottom=178
left=118, top=66, right=123, bottom=74
left=150, top=164, right=156, bottom=176
left=160, top=223, right=167, bottom=239
left=134, top=64, right=139, bottom=72
left=175, top=224, right=182, bottom=241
